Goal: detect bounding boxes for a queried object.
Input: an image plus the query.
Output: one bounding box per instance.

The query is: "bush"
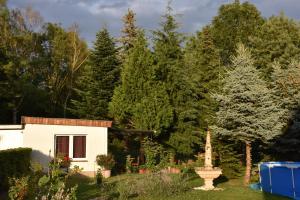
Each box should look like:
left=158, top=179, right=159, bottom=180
left=96, top=154, right=116, bottom=170
left=0, top=148, right=32, bottom=190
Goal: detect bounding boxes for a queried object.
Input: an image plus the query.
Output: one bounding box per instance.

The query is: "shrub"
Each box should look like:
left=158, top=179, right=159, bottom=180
left=0, top=148, right=32, bottom=190
left=96, top=154, right=116, bottom=170
left=8, top=176, right=29, bottom=200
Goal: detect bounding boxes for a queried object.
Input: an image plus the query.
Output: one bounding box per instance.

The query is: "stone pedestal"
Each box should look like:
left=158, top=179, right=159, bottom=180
left=194, top=129, right=222, bottom=191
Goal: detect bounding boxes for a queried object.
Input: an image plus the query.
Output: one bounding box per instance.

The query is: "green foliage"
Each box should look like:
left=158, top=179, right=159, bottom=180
left=96, top=153, right=116, bottom=170
left=8, top=176, right=29, bottom=200
left=250, top=14, right=300, bottom=78
left=211, top=0, right=264, bottom=65
left=125, top=155, right=134, bottom=173
left=0, top=148, right=31, bottom=190
left=116, top=173, right=190, bottom=199
left=184, top=26, right=221, bottom=130
left=142, top=137, right=163, bottom=171
left=96, top=169, right=103, bottom=185
left=212, top=44, right=288, bottom=143
left=71, top=28, right=119, bottom=119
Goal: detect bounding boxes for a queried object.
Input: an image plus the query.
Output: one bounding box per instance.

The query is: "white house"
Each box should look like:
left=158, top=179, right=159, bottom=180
left=0, top=116, right=112, bottom=177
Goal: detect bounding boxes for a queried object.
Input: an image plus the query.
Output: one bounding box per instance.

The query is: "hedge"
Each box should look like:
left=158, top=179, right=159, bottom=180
left=0, top=147, right=32, bottom=190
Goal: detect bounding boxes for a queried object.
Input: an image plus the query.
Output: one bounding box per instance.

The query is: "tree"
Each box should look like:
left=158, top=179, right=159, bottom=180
left=71, top=28, right=119, bottom=119
left=270, top=60, right=300, bottom=160
left=63, top=24, right=89, bottom=117
left=109, top=30, right=173, bottom=132
left=119, top=9, right=138, bottom=55
left=211, top=0, right=264, bottom=65
left=152, top=5, right=201, bottom=155
left=249, top=14, right=300, bottom=79
left=212, top=44, right=288, bottom=185
left=184, top=25, right=221, bottom=130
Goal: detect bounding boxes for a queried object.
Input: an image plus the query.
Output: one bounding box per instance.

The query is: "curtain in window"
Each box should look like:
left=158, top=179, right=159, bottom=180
left=73, top=136, right=86, bottom=158
left=56, top=136, right=69, bottom=156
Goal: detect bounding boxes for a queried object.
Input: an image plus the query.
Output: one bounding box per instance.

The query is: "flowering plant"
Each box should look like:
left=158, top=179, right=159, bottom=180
left=54, top=153, right=71, bottom=168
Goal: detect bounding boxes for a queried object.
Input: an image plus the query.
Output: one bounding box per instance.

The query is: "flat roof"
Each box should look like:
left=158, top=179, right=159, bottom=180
left=0, top=125, right=23, bottom=130
left=21, top=116, right=112, bottom=127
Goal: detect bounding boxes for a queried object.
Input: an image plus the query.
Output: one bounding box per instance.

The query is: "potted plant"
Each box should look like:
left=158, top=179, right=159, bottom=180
left=96, top=153, right=115, bottom=178
left=138, top=164, right=148, bottom=174
left=168, top=153, right=181, bottom=174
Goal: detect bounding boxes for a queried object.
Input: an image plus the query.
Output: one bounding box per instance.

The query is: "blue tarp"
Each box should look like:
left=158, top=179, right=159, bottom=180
left=259, top=162, right=300, bottom=199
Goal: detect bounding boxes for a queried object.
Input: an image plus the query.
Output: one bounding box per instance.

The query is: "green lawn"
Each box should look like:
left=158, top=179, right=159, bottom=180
left=68, top=173, right=290, bottom=200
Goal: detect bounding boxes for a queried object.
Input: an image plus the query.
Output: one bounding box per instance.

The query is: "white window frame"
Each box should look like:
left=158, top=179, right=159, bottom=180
left=54, top=134, right=87, bottom=161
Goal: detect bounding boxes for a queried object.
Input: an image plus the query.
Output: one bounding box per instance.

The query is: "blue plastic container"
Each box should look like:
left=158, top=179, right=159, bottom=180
left=259, top=162, right=300, bottom=199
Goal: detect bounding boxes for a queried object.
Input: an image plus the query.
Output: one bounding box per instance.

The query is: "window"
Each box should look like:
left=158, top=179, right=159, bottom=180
left=55, top=136, right=69, bottom=156
left=73, top=136, right=86, bottom=158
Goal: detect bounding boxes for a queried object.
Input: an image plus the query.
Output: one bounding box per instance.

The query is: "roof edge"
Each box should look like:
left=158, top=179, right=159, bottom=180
left=21, top=116, right=112, bottom=128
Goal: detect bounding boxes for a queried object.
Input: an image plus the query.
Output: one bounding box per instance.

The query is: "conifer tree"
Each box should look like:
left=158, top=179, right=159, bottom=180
left=120, top=9, right=138, bottom=53
left=184, top=25, right=221, bottom=130
left=70, top=28, right=119, bottom=119
left=109, top=31, right=173, bottom=132
left=212, top=44, right=288, bottom=185
left=153, top=5, right=200, bottom=155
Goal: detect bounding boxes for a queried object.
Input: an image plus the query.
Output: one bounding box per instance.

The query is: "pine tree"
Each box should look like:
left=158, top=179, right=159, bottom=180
left=212, top=44, right=288, bottom=185
left=71, top=28, right=119, bottom=119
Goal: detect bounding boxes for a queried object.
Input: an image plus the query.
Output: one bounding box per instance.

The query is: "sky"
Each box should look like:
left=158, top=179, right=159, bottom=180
left=7, top=0, right=300, bottom=46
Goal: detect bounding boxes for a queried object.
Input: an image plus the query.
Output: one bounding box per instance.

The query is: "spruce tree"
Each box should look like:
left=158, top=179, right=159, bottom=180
left=71, top=28, right=119, bottom=119
left=212, top=44, right=288, bottom=185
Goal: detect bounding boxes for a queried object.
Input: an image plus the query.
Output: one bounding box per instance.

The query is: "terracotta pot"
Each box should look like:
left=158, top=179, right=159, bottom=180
left=139, top=168, right=146, bottom=174
left=170, top=167, right=181, bottom=174
left=139, top=168, right=151, bottom=174
left=101, top=169, right=111, bottom=178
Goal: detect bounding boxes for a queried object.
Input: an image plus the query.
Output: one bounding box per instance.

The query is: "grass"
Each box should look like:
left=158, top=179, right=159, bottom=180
left=68, top=173, right=290, bottom=200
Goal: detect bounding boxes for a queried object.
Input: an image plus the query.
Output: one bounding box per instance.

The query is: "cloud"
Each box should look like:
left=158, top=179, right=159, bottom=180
left=7, top=0, right=300, bottom=46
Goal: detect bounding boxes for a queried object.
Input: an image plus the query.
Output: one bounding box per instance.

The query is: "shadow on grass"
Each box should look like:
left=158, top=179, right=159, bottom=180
left=214, top=175, right=229, bottom=186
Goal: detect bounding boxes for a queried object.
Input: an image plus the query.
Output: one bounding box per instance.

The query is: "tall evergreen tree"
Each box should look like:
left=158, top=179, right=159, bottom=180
left=119, top=9, right=138, bottom=54
left=184, top=25, right=221, bottom=130
left=109, top=30, right=173, bottom=132
left=212, top=44, right=287, bottom=185
left=211, top=0, right=264, bottom=65
left=71, top=28, right=119, bottom=119
left=153, top=5, right=200, bottom=155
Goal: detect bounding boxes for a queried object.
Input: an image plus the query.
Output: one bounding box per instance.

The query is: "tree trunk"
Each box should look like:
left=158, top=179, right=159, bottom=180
left=244, top=141, right=252, bottom=185
left=12, top=107, right=17, bottom=124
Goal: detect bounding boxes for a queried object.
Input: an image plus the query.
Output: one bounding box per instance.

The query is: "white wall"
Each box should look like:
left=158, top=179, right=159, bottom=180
left=0, top=126, right=23, bottom=150
left=23, top=124, right=108, bottom=173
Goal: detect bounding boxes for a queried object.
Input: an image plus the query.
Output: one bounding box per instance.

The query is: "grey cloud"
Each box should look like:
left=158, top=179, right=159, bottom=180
left=7, top=0, right=300, bottom=47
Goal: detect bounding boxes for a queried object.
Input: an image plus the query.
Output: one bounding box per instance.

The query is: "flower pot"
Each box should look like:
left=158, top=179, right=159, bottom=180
left=170, top=167, right=181, bottom=174
left=101, top=169, right=111, bottom=178
left=139, top=168, right=151, bottom=174
left=139, top=168, right=146, bottom=174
